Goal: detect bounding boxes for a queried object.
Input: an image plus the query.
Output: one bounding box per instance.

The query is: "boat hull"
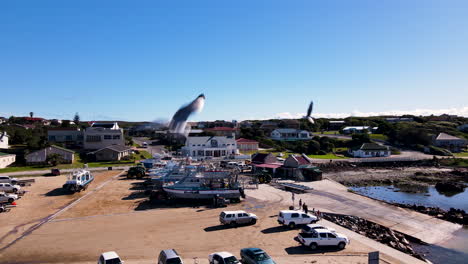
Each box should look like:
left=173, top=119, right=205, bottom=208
left=163, top=187, right=241, bottom=199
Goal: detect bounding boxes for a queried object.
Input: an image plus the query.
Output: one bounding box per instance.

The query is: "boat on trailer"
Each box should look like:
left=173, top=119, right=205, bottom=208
left=163, top=170, right=242, bottom=201
left=63, top=169, right=94, bottom=193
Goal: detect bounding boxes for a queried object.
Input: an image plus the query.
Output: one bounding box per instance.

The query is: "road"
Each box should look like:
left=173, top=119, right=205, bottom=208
left=132, top=137, right=167, bottom=157
left=0, top=166, right=130, bottom=177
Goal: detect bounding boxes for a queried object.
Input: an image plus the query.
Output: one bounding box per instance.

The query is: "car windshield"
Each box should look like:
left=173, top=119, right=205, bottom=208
left=166, top=258, right=182, bottom=264
left=254, top=253, right=270, bottom=261
left=224, top=256, right=239, bottom=264
left=106, top=258, right=122, bottom=264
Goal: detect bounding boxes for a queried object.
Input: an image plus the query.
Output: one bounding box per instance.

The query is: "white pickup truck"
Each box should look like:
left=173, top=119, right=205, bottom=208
left=0, top=176, right=19, bottom=185
left=0, top=192, right=18, bottom=204
left=296, top=229, right=350, bottom=250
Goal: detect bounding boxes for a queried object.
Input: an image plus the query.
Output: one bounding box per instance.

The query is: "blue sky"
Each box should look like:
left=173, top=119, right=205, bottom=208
left=1, top=1, right=468, bottom=121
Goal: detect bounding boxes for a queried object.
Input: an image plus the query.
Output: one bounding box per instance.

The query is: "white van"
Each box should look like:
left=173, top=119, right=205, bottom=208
left=277, top=210, right=317, bottom=228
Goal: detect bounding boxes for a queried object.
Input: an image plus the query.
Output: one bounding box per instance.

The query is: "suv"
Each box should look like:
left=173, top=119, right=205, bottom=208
left=302, top=224, right=336, bottom=233
left=240, top=248, right=276, bottom=264
left=277, top=210, right=317, bottom=228
left=0, top=176, right=19, bottom=185
left=0, top=183, right=20, bottom=193
left=208, top=251, right=239, bottom=264
left=98, top=251, right=123, bottom=264
left=297, top=229, right=350, bottom=250
left=158, top=249, right=183, bottom=264
left=220, top=210, right=258, bottom=226
left=0, top=192, right=18, bottom=204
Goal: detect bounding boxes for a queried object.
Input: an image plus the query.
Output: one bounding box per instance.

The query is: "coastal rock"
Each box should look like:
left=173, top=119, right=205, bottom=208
left=435, top=182, right=465, bottom=193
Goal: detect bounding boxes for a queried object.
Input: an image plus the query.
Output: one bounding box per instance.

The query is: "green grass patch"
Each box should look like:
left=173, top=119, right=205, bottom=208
left=319, top=131, right=341, bottom=135
left=307, top=153, right=348, bottom=159
left=454, top=152, right=468, bottom=157
left=370, top=134, right=389, bottom=141
left=138, top=150, right=153, bottom=159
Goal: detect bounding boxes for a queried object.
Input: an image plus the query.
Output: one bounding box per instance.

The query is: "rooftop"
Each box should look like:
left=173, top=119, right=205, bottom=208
left=94, top=144, right=132, bottom=153
left=436, top=133, right=464, bottom=141
left=205, top=127, right=238, bottom=131
left=0, top=152, right=15, bottom=156
left=359, top=143, right=389, bottom=151
left=236, top=138, right=258, bottom=143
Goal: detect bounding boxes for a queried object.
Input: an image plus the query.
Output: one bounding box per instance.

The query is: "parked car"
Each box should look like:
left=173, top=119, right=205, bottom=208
left=302, top=224, right=336, bottom=233
left=208, top=251, right=239, bottom=264
left=142, top=142, right=148, bottom=148
left=98, top=251, right=123, bottom=264
left=296, top=229, right=350, bottom=250
left=240, top=248, right=276, bottom=264
left=0, top=192, right=18, bottom=204
left=51, top=168, right=61, bottom=176
left=158, top=249, right=183, bottom=264
left=277, top=210, right=317, bottom=228
left=220, top=210, right=258, bottom=226
left=0, top=176, right=19, bottom=185
left=0, top=183, right=21, bottom=193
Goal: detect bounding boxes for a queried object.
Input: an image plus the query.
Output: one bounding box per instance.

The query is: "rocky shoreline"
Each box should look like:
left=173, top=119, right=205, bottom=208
left=389, top=202, right=468, bottom=225
left=323, top=213, right=426, bottom=260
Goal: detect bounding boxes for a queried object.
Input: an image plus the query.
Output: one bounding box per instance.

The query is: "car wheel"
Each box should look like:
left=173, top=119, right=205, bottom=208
left=230, top=221, right=237, bottom=227
left=338, top=242, right=346, bottom=249
left=310, top=243, right=318, bottom=250
left=13, top=188, right=18, bottom=193
left=8, top=198, right=14, bottom=203
left=288, top=222, right=296, bottom=229
left=251, top=219, right=257, bottom=225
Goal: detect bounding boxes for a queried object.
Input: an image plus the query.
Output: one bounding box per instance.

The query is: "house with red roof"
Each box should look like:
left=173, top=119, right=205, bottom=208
left=283, top=154, right=312, bottom=168
left=236, top=138, right=259, bottom=152
left=205, top=127, right=239, bottom=137
left=281, top=154, right=322, bottom=181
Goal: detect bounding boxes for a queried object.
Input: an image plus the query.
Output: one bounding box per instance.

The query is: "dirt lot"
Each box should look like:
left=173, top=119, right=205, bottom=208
left=0, top=170, right=419, bottom=264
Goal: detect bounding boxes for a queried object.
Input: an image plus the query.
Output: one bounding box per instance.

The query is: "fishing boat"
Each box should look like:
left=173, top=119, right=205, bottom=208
left=62, top=169, right=94, bottom=193
left=163, top=170, right=242, bottom=200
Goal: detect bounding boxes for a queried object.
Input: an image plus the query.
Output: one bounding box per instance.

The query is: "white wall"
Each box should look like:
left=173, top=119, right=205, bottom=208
left=0, top=155, right=15, bottom=168
left=0, top=134, right=9, bottom=149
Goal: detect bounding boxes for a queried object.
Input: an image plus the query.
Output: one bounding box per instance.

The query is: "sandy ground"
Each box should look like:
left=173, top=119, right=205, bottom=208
left=0, top=171, right=427, bottom=264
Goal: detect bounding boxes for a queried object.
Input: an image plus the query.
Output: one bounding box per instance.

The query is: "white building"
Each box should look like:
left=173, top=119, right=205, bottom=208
left=270, top=129, right=311, bottom=141
left=48, top=127, right=83, bottom=147
left=349, top=143, right=390, bottom=158
left=0, top=132, right=9, bottom=149
left=0, top=152, right=16, bottom=168
left=181, top=136, right=238, bottom=158
left=83, top=122, right=125, bottom=150
left=25, top=145, right=75, bottom=164
left=342, top=126, right=373, bottom=134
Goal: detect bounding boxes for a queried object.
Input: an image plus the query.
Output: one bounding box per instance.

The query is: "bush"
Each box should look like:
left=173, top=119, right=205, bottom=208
left=428, top=145, right=452, bottom=156
left=390, top=147, right=401, bottom=155
left=318, top=150, right=327, bottom=155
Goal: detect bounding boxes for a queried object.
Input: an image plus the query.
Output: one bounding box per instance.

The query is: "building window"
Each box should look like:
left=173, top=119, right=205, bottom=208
left=86, top=135, right=101, bottom=142
left=65, top=135, right=72, bottom=141
left=211, top=140, right=218, bottom=147
left=104, top=135, right=112, bottom=140
left=49, top=136, right=56, bottom=141
left=198, top=150, right=204, bottom=156
left=113, top=135, right=120, bottom=139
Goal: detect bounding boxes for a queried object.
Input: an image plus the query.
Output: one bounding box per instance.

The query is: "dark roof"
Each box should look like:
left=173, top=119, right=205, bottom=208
left=251, top=153, right=271, bottom=163
left=360, top=143, right=389, bottom=151
left=294, top=155, right=311, bottom=165
left=0, top=152, right=15, bottom=156
left=91, top=123, right=115, bottom=128
left=48, top=127, right=80, bottom=131
left=94, top=145, right=132, bottom=153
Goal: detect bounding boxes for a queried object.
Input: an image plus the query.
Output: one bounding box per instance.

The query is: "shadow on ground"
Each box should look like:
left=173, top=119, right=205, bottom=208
left=122, top=191, right=147, bottom=200
left=285, top=245, right=343, bottom=255
left=261, top=226, right=290, bottom=234
left=44, top=188, right=74, bottom=196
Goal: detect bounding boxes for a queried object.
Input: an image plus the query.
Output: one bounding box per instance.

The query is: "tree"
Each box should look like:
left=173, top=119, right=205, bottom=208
left=61, top=120, right=71, bottom=127
left=29, top=112, right=34, bottom=118
left=73, top=113, right=80, bottom=126
left=307, top=140, right=321, bottom=155
left=46, top=153, right=64, bottom=166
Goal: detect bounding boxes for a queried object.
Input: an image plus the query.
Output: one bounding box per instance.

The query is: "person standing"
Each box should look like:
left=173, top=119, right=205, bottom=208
left=302, top=202, right=306, bottom=212
left=299, top=199, right=302, bottom=209
left=304, top=204, right=309, bottom=214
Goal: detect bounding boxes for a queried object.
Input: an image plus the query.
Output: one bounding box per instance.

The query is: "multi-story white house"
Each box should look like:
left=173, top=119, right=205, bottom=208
left=270, top=129, right=311, bottom=141
left=181, top=136, right=238, bottom=158
left=0, top=132, right=9, bottom=149
left=83, top=122, right=125, bottom=150
left=48, top=127, right=83, bottom=147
